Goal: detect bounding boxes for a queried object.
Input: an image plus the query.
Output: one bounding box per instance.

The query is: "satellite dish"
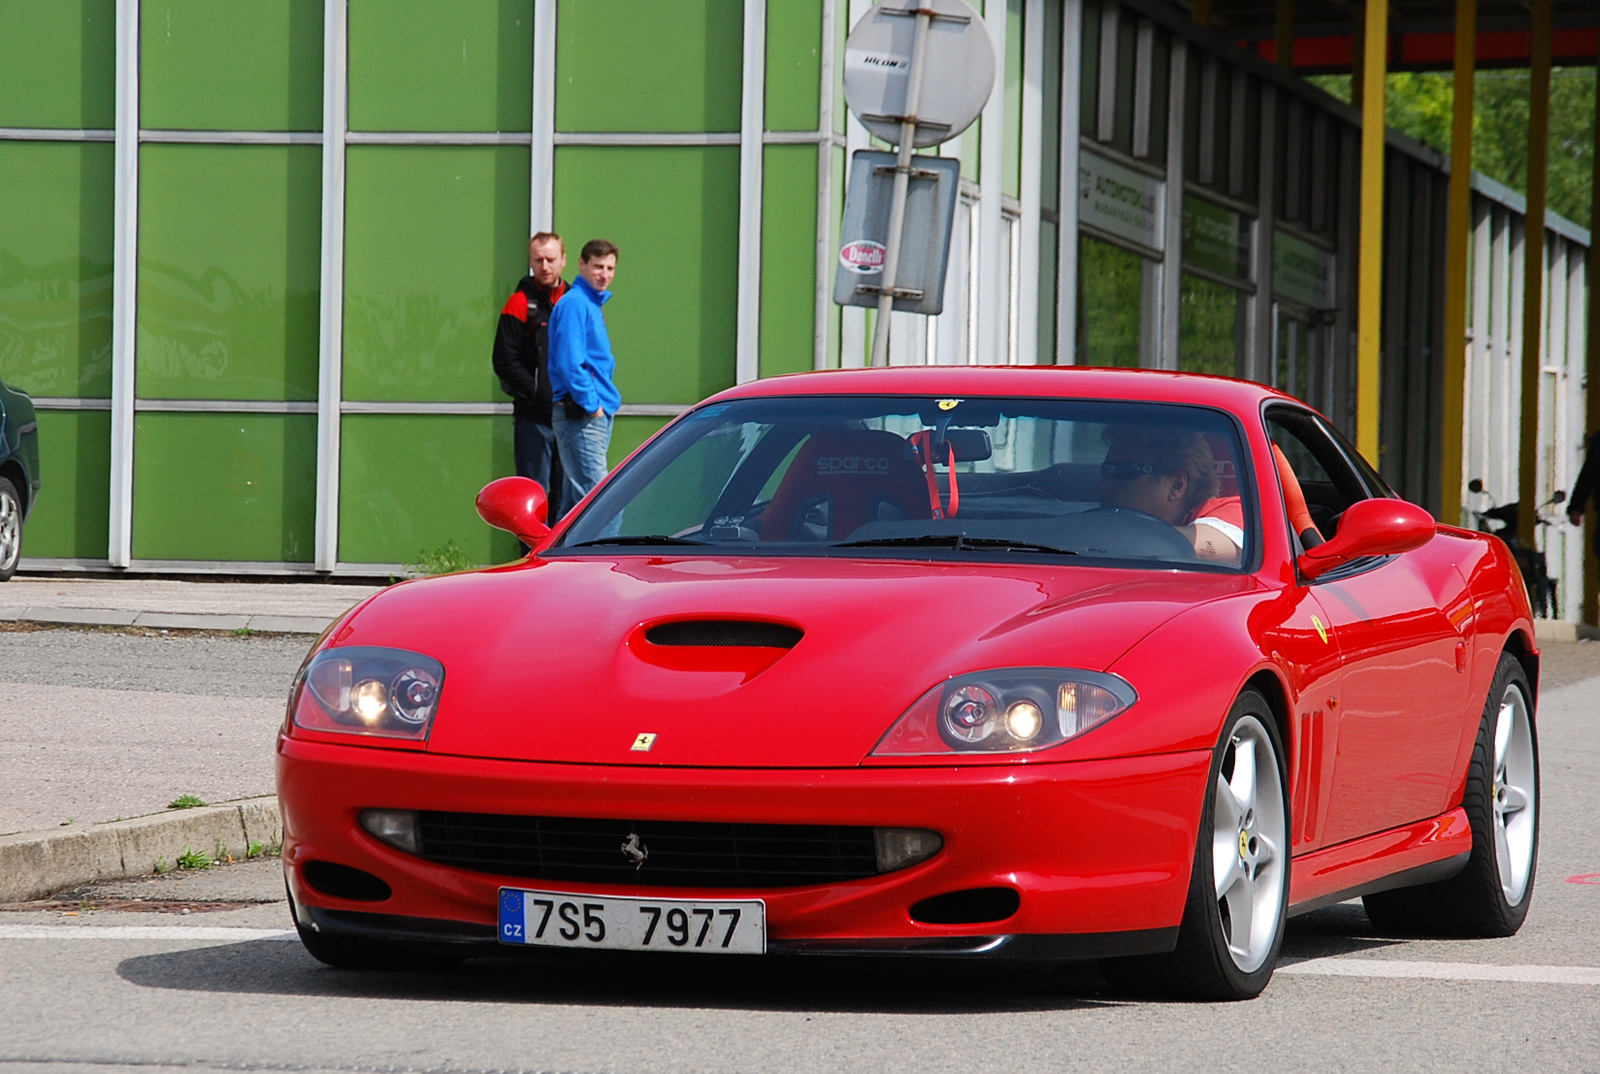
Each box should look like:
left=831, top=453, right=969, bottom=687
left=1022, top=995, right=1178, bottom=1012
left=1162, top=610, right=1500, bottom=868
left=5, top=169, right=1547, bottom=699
left=842, top=0, right=995, bottom=149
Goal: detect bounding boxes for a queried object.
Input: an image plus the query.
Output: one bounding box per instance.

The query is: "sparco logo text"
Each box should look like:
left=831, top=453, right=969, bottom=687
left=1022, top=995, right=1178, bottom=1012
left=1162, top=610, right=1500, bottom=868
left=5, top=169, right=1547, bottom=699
left=817, top=456, right=890, bottom=475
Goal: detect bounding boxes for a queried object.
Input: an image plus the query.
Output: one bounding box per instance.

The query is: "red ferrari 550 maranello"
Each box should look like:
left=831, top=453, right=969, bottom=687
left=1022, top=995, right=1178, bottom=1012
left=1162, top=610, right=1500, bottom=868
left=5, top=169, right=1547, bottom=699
left=276, top=367, right=1540, bottom=1000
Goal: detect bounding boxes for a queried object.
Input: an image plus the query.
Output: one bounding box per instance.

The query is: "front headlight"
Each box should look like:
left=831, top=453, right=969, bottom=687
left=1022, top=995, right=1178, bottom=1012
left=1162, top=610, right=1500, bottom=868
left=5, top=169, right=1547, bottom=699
left=290, top=646, right=444, bottom=741
left=870, top=668, right=1136, bottom=756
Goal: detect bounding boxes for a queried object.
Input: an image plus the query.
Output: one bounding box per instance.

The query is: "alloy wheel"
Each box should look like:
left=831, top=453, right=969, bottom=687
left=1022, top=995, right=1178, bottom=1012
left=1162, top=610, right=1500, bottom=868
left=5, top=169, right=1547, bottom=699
left=1492, top=683, right=1537, bottom=906
left=1211, top=715, right=1287, bottom=973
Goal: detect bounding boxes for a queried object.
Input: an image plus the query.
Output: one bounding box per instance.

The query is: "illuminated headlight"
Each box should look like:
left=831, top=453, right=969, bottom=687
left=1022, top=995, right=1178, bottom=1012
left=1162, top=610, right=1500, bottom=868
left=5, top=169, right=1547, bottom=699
left=290, top=646, right=445, bottom=741
left=871, top=669, right=1137, bottom=756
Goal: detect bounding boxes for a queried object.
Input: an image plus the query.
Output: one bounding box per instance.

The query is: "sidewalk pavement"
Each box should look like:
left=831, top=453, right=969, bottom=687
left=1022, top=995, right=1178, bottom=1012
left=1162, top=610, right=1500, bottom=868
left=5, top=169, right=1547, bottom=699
left=0, top=575, right=385, bottom=635
left=1, top=574, right=387, bottom=902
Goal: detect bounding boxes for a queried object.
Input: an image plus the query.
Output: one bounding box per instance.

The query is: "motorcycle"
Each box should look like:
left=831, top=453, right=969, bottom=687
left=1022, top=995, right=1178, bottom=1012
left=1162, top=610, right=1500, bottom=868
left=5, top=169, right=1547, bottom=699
left=1466, top=478, right=1565, bottom=618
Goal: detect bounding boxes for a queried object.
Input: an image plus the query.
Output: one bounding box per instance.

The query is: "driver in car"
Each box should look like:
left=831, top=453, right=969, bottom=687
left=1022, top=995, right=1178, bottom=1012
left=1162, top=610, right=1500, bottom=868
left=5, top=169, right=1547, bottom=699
left=1099, top=426, right=1243, bottom=565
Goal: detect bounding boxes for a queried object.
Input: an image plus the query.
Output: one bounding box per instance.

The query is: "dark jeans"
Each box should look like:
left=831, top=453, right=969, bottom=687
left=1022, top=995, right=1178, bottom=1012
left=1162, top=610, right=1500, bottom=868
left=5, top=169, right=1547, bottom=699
left=512, top=415, right=563, bottom=523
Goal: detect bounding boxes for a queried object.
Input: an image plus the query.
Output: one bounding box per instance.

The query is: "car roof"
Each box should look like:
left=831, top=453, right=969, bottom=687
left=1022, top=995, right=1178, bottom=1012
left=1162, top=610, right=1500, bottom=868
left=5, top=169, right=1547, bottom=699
left=708, top=365, right=1297, bottom=416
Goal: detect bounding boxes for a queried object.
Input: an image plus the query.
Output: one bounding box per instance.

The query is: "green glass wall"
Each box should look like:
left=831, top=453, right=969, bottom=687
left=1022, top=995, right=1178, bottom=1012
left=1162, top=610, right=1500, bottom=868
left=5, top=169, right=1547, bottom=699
left=342, top=145, right=530, bottom=403
left=137, top=145, right=322, bottom=401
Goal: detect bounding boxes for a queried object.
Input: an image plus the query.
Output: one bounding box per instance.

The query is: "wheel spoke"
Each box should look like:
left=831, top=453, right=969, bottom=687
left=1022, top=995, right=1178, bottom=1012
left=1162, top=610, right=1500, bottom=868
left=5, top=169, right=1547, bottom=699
left=1500, top=784, right=1530, bottom=816
left=1495, top=819, right=1515, bottom=892
left=1494, top=701, right=1515, bottom=770
left=1228, top=738, right=1257, bottom=815
left=1214, top=842, right=1244, bottom=901
left=1222, top=874, right=1254, bottom=956
left=1214, top=772, right=1242, bottom=830
left=1253, top=830, right=1278, bottom=872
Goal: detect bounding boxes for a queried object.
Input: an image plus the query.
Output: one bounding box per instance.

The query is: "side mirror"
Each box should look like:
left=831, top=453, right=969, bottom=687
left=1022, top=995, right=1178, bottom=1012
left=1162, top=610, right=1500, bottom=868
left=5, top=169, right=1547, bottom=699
left=476, top=476, right=552, bottom=550
left=1297, top=498, right=1435, bottom=581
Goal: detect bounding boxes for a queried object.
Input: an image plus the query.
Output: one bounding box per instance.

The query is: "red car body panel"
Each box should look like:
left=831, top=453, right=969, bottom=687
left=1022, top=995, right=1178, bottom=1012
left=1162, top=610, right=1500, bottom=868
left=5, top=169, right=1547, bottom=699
left=276, top=366, right=1538, bottom=956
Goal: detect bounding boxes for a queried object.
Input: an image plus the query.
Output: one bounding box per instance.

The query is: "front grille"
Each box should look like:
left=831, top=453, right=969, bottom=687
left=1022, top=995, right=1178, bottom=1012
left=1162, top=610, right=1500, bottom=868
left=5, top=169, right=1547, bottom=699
left=416, top=812, right=878, bottom=889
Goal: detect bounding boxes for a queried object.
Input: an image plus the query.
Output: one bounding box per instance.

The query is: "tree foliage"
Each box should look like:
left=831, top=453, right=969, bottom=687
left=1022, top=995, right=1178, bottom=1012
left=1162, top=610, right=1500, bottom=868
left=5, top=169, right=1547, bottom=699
left=1308, top=69, right=1596, bottom=229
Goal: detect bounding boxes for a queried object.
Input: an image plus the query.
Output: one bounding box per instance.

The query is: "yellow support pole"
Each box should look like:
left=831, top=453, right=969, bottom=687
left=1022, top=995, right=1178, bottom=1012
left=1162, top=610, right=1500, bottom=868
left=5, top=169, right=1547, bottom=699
left=1438, top=0, right=1475, bottom=526
left=1193, top=0, right=1213, bottom=29
left=1275, top=0, right=1294, bottom=68
left=1356, top=0, right=1388, bottom=463
left=1518, top=0, right=1551, bottom=549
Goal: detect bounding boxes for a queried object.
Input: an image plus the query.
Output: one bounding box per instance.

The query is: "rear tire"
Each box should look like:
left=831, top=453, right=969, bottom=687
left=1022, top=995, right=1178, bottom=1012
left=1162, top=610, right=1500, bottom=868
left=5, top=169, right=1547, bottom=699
left=0, top=476, right=22, bottom=581
left=1363, top=651, right=1538, bottom=937
left=1102, top=690, right=1289, bottom=1000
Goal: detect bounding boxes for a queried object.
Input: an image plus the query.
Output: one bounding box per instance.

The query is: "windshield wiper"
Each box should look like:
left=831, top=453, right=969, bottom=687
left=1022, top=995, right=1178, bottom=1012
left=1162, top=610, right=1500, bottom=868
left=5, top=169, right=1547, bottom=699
left=565, top=534, right=709, bottom=548
left=834, top=534, right=1078, bottom=555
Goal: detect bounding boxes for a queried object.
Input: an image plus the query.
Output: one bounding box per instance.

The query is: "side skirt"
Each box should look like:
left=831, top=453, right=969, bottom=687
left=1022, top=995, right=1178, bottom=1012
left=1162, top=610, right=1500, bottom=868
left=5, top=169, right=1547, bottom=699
left=1287, top=807, right=1473, bottom=917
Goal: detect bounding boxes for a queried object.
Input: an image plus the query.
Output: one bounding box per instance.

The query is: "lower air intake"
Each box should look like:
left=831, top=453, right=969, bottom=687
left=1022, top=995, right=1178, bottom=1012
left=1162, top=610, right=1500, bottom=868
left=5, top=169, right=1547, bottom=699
left=416, top=812, right=875, bottom=888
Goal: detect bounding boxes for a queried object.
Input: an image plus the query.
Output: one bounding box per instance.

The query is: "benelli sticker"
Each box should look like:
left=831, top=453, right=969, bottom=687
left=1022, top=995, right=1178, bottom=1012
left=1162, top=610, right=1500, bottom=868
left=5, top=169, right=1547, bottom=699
left=1311, top=615, right=1329, bottom=645
left=839, top=240, right=886, bottom=273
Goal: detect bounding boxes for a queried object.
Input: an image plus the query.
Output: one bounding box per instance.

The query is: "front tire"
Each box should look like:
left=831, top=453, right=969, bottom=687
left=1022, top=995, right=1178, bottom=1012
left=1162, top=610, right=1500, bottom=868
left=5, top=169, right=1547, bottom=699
left=1102, top=690, right=1290, bottom=1000
left=1363, top=651, right=1538, bottom=937
left=0, top=476, right=22, bottom=581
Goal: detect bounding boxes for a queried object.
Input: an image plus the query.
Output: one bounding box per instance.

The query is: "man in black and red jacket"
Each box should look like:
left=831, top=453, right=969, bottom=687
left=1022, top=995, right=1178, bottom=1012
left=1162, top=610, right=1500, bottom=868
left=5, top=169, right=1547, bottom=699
left=492, top=231, right=569, bottom=521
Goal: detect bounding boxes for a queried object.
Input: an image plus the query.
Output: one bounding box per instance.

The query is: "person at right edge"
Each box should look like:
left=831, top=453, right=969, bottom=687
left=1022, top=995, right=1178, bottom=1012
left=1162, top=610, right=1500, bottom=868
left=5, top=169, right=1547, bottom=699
left=547, top=238, right=622, bottom=519
left=1569, top=427, right=1600, bottom=561
left=492, top=230, right=568, bottom=524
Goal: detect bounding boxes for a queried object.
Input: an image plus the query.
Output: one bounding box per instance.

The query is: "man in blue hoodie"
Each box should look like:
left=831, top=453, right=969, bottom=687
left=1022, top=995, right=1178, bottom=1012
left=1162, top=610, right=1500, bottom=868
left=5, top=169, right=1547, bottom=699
left=547, top=238, right=622, bottom=517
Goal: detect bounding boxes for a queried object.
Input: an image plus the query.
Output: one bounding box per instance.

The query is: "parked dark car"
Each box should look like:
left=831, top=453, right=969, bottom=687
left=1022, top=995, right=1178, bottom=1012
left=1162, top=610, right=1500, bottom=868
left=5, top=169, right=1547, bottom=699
left=0, top=376, right=41, bottom=580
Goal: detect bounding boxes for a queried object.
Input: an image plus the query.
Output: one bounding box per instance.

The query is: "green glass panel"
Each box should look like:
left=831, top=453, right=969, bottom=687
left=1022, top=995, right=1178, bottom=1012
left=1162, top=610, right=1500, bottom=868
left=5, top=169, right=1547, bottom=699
left=832, top=3, right=848, bottom=135
left=1038, top=219, right=1057, bottom=362
left=827, top=145, right=843, bottom=368
left=555, top=0, right=742, bottom=133
left=610, top=414, right=669, bottom=470
left=131, top=412, right=316, bottom=562
left=553, top=145, right=739, bottom=404
left=1183, top=196, right=1250, bottom=279
left=343, top=146, right=529, bottom=402
left=1078, top=236, right=1147, bottom=367
left=338, top=414, right=518, bottom=566
left=765, top=0, right=821, bottom=131
left=1179, top=273, right=1244, bottom=377
left=1003, top=0, right=1023, bottom=199
left=759, top=144, right=817, bottom=378
left=16, top=408, right=110, bottom=559
left=0, top=141, right=114, bottom=397
left=0, top=0, right=115, bottom=129
left=137, top=145, right=321, bottom=401
left=141, top=1, right=323, bottom=131
left=1039, top=0, right=1061, bottom=212
left=349, top=0, right=532, bottom=133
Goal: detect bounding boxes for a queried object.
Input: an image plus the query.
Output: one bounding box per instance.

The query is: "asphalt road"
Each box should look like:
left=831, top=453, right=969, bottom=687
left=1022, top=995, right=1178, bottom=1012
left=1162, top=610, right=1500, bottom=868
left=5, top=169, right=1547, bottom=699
left=0, top=625, right=310, bottom=834
left=0, top=641, right=1597, bottom=1072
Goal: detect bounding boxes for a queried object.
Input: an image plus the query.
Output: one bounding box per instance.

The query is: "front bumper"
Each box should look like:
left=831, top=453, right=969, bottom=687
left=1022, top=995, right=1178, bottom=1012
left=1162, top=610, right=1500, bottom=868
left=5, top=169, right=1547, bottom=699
left=277, top=737, right=1211, bottom=958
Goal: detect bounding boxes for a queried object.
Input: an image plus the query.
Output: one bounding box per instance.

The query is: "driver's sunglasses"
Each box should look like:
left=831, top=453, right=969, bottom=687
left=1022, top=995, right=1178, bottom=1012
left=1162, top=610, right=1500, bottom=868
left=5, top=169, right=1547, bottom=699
left=1101, top=460, right=1162, bottom=480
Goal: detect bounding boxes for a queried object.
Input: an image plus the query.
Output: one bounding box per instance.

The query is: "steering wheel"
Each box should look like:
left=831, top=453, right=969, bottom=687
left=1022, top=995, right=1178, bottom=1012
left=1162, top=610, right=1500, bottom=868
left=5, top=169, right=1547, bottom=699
left=1077, top=507, right=1198, bottom=561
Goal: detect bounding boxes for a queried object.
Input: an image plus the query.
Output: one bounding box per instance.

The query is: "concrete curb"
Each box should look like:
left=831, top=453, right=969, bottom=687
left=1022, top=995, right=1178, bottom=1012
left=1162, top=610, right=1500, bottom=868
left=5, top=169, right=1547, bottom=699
left=0, top=606, right=331, bottom=634
left=0, top=796, right=281, bottom=903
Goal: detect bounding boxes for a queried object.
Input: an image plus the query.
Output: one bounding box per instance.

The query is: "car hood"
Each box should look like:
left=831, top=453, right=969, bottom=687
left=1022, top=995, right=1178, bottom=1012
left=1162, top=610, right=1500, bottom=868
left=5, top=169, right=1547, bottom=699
left=331, top=555, right=1255, bottom=767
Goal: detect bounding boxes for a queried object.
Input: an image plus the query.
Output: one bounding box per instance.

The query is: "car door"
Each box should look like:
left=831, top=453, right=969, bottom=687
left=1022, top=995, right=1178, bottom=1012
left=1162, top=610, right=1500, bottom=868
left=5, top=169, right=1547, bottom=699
left=1266, top=409, right=1473, bottom=847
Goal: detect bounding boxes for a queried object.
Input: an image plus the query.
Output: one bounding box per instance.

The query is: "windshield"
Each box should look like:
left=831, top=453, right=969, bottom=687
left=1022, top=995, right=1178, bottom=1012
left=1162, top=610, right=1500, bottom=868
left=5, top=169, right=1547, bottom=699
left=553, top=395, right=1252, bottom=570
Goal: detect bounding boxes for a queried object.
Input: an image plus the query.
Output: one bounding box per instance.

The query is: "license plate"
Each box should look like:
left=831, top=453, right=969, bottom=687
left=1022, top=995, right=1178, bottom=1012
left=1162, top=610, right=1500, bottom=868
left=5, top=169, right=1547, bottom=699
left=497, top=887, right=766, bottom=955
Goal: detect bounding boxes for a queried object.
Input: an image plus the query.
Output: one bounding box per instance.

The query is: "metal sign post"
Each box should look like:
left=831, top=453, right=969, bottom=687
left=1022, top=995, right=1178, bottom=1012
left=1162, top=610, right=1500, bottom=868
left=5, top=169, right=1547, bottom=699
left=868, top=8, right=933, bottom=369
left=840, top=0, right=994, bottom=367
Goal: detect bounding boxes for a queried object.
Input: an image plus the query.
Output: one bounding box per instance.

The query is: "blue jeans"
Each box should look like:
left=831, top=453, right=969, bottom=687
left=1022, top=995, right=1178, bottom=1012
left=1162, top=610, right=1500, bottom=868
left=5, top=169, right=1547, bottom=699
left=512, top=415, right=563, bottom=521
left=552, top=408, right=612, bottom=519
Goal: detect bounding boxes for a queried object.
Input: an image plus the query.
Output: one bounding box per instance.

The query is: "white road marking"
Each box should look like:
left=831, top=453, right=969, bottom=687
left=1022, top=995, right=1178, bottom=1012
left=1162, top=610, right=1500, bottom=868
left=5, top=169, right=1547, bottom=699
left=1280, top=958, right=1600, bottom=985
left=0, top=925, right=296, bottom=941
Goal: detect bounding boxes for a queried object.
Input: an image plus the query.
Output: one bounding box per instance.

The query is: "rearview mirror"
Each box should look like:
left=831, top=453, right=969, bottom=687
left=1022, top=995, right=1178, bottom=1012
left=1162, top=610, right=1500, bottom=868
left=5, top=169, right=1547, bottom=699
left=476, top=476, right=552, bottom=550
left=1297, top=498, right=1435, bottom=581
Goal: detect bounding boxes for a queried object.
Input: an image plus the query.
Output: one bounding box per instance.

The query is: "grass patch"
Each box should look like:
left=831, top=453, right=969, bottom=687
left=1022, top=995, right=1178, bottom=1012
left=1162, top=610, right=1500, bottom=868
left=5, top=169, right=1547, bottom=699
left=166, top=794, right=207, bottom=810
left=404, top=540, right=478, bottom=577
left=233, top=626, right=255, bottom=637
left=175, top=845, right=212, bottom=870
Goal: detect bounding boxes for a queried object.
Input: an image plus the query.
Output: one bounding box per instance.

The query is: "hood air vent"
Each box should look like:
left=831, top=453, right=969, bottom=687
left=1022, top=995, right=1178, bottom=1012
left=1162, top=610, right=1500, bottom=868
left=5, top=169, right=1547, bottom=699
left=645, top=620, right=802, bottom=649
